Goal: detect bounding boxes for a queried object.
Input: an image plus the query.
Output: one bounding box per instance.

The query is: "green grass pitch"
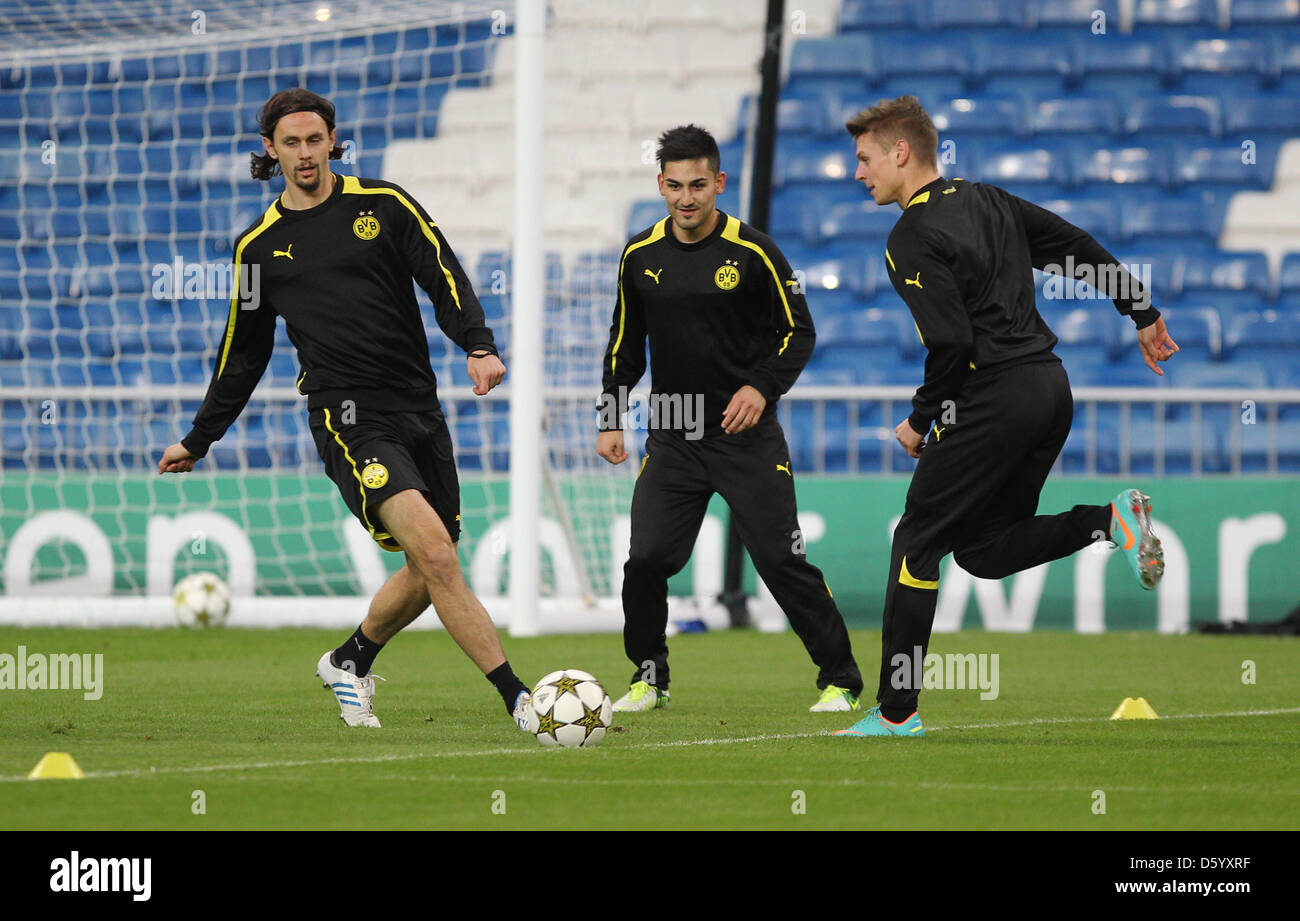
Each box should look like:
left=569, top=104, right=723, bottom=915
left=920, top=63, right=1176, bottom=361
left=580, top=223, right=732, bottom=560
left=1, top=626, right=1296, bottom=830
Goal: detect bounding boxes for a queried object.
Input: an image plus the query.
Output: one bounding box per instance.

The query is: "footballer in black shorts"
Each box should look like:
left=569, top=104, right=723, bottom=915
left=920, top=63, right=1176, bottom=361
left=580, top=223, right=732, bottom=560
left=833, top=97, right=1174, bottom=739
left=309, top=406, right=462, bottom=550
left=159, top=89, right=535, bottom=733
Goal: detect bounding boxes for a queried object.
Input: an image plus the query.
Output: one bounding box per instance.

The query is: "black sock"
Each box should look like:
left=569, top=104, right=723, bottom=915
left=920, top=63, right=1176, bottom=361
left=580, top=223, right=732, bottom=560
left=879, top=706, right=915, bottom=724
left=1093, top=503, right=1115, bottom=542
left=330, top=625, right=383, bottom=677
left=486, top=661, right=529, bottom=715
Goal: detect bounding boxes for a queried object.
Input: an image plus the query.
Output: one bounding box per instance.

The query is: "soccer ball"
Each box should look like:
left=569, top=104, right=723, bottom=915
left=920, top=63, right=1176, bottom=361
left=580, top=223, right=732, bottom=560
left=530, top=669, right=613, bottom=748
left=172, top=572, right=231, bottom=627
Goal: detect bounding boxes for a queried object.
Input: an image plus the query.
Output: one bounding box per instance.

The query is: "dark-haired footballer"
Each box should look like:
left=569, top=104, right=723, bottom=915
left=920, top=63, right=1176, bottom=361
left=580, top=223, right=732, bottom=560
left=833, top=97, right=1177, bottom=739
left=597, top=124, right=863, bottom=714
left=158, top=88, right=537, bottom=733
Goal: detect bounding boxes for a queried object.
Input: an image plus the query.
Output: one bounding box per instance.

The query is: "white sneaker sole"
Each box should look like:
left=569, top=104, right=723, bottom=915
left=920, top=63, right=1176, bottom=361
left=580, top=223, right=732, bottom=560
left=316, top=652, right=381, bottom=728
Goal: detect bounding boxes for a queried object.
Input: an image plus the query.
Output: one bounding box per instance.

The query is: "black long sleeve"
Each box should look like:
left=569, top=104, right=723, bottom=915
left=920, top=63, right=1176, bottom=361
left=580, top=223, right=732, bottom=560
left=1007, top=191, right=1159, bottom=329
left=183, top=254, right=277, bottom=459
left=395, top=187, right=496, bottom=356
left=883, top=177, right=1163, bottom=436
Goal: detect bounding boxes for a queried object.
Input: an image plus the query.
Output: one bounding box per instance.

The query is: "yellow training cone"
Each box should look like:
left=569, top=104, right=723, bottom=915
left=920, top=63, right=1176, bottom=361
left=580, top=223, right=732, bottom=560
left=1110, top=697, right=1159, bottom=720
left=28, top=752, right=85, bottom=779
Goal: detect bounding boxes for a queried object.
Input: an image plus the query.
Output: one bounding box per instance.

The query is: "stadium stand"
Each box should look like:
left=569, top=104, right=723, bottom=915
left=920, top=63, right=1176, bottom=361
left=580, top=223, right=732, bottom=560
left=1, top=0, right=1297, bottom=476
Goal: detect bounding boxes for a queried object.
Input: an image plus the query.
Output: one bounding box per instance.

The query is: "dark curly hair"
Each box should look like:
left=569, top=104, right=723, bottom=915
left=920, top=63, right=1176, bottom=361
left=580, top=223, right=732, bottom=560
left=250, top=88, right=345, bottom=181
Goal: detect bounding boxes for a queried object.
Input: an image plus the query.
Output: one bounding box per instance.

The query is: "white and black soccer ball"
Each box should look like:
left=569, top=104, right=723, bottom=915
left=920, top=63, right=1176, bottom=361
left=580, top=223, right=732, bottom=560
left=172, top=572, right=231, bottom=627
left=530, top=669, right=613, bottom=748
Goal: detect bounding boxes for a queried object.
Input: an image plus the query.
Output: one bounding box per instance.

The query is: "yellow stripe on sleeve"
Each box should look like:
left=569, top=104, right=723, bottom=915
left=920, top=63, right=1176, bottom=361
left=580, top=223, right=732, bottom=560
left=217, top=207, right=282, bottom=379
left=341, top=175, right=464, bottom=311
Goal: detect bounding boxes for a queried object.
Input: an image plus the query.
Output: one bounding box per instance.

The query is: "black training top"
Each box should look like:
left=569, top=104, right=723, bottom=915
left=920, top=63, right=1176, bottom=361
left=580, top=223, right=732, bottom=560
left=182, top=172, right=495, bottom=458
left=600, top=211, right=814, bottom=437
left=884, top=177, right=1157, bottom=435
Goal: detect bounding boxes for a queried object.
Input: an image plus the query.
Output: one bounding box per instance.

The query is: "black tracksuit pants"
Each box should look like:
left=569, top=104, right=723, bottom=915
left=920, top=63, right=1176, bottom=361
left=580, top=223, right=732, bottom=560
left=879, top=358, right=1112, bottom=720
left=622, top=416, right=862, bottom=695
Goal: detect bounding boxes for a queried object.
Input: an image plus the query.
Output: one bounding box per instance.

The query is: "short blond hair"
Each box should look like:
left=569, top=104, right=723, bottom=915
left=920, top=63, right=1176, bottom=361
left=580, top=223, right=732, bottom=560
left=845, top=95, right=938, bottom=168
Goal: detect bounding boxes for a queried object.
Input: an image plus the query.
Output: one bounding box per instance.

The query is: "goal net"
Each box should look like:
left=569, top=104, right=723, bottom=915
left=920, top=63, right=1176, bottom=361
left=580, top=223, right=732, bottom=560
left=0, top=0, right=775, bottom=630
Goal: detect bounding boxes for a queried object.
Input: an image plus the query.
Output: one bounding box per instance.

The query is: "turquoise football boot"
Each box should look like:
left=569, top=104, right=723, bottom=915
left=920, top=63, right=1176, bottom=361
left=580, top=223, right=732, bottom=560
left=833, top=706, right=925, bottom=738
left=1109, top=488, right=1164, bottom=590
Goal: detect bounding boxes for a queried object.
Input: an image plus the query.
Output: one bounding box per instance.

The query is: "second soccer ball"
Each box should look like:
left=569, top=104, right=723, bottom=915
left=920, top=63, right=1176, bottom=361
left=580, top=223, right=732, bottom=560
left=172, top=572, right=231, bottom=628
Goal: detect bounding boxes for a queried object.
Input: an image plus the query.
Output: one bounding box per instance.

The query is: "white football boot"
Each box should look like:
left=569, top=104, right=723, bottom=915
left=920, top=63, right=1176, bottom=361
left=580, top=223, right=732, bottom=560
left=513, top=691, right=539, bottom=733
left=316, top=651, right=384, bottom=728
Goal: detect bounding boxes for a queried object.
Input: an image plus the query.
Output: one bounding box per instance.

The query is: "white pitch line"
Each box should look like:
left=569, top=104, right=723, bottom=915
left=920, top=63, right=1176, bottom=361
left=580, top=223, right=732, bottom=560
left=3, top=706, right=1297, bottom=784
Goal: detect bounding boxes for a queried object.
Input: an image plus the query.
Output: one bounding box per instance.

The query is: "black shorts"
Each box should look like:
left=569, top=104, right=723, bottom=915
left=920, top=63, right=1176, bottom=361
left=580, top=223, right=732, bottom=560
left=308, top=405, right=461, bottom=551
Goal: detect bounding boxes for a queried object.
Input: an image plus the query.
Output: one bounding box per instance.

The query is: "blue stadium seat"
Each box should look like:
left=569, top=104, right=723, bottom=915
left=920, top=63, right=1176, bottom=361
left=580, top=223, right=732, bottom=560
left=1229, top=0, right=1300, bottom=24
left=1125, top=94, right=1221, bottom=138
left=819, top=307, right=919, bottom=357
left=808, top=288, right=869, bottom=321
left=1059, top=417, right=1121, bottom=474
left=1073, top=144, right=1172, bottom=191
left=761, top=91, right=834, bottom=138
left=817, top=200, right=899, bottom=245
left=777, top=139, right=857, bottom=188
left=1027, top=94, right=1122, bottom=136
left=771, top=186, right=855, bottom=245
left=1173, top=143, right=1275, bottom=189
left=786, top=34, right=872, bottom=96
left=929, top=95, right=1025, bottom=138
left=1161, top=359, right=1270, bottom=390
left=1242, top=417, right=1300, bottom=473
left=796, top=366, right=859, bottom=386
left=1222, top=95, right=1300, bottom=135
left=1170, top=36, right=1272, bottom=97
left=873, top=33, right=973, bottom=84
left=839, top=0, right=927, bottom=31
left=1132, top=0, right=1221, bottom=27
left=1121, top=198, right=1222, bottom=245
left=1180, top=250, right=1272, bottom=299
left=1040, top=304, right=1117, bottom=366
left=1279, top=253, right=1300, bottom=294
left=791, top=249, right=877, bottom=297
left=1225, top=309, right=1300, bottom=358
left=1068, top=360, right=1164, bottom=387
left=1034, top=0, right=1122, bottom=27
left=970, top=32, right=1076, bottom=99
left=975, top=140, right=1075, bottom=198
left=930, top=0, right=1030, bottom=28
left=1075, top=34, right=1172, bottom=99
